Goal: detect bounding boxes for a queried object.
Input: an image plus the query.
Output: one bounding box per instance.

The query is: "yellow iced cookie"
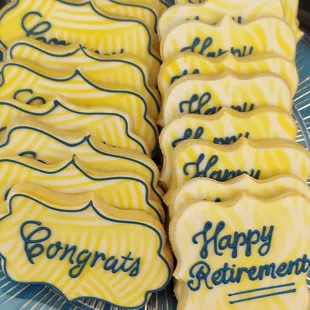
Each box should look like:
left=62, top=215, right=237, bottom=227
left=169, top=138, right=310, bottom=190
left=93, top=0, right=159, bottom=50
left=170, top=193, right=310, bottom=310
left=0, top=0, right=160, bottom=81
left=0, top=61, right=158, bottom=153
left=165, top=174, right=310, bottom=219
left=8, top=39, right=160, bottom=109
left=0, top=115, right=163, bottom=204
left=159, top=72, right=292, bottom=126
left=160, top=17, right=296, bottom=61
left=0, top=98, right=151, bottom=155
left=0, top=156, right=164, bottom=221
left=160, top=107, right=296, bottom=187
left=174, top=0, right=302, bottom=41
left=117, top=0, right=168, bottom=17
left=158, top=53, right=298, bottom=98
left=0, top=183, right=172, bottom=308
left=158, top=0, right=284, bottom=40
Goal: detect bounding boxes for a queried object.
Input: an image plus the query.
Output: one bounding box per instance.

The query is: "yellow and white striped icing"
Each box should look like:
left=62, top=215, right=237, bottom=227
left=0, top=184, right=172, bottom=308
left=0, top=61, right=158, bottom=153
left=8, top=39, right=160, bottom=107
left=0, top=156, right=164, bottom=221
left=174, top=0, right=302, bottom=41
left=160, top=17, right=296, bottom=61
left=169, top=138, right=310, bottom=190
left=160, top=108, right=297, bottom=187
left=159, top=72, right=292, bottom=126
left=0, top=115, right=163, bottom=201
left=170, top=193, right=310, bottom=310
left=0, top=0, right=160, bottom=81
left=0, top=98, right=151, bottom=155
left=93, top=0, right=159, bottom=50
left=158, top=52, right=298, bottom=98
left=165, top=174, right=310, bottom=219
left=116, top=0, right=168, bottom=17
left=158, top=0, right=284, bottom=40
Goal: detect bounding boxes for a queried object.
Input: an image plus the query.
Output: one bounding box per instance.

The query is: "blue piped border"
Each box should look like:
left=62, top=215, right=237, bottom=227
left=8, top=42, right=160, bottom=113
left=0, top=0, right=161, bottom=67
left=0, top=155, right=163, bottom=222
left=0, top=61, right=159, bottom=154
left=0, top=109, right=163, bottom=204
left=0, top=191, right=172, bottom=310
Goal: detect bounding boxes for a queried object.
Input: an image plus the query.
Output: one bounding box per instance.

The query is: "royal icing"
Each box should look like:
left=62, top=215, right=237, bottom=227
left=158, top=0, right=284, bottom=40
left=0, top=61, right=158, bottom=153
left=160, top=17, right=296, bottom=61
left=159, top=72, right=292, bottom=126
left=0, top=115, right=163, bottom=204
left=117, top=0, right=169, bottom=17
left=174, top=0, right=302, bottom=41
left=0, top=98, right=152, bottom=155
left=160, top=108, right=296, bottom=187
left=158, top=53, right=298, bottom=98
left=93, top=0, right=159, bottom=50
left=0, top=183, right=172, bottom=308
left=8, top=38, right=160, bottom=106
left=165, top=175, right=310, bottom=220
left=169, top=138, right=310, bottom=191
left=170, top=193, right=310, bottom=309
left=0, top=156, right=164, bottom=221
left=0, top=0, right=160, bottom=80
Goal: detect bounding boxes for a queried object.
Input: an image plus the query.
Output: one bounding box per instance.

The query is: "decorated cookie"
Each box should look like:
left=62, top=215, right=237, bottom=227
left=158, top=53, right=298, bottom=98
left=0, top=115, right=163, bottom=203
left=165, top=174, right=310, bottom=219
left=159, top=72, right=292, bottom=126
left=8, top=39, right=160, bottom=107
left=169, top=138, right=310, bottom=190
left=0, top=0, right=160, bottom=80
left=160, top=17, right=296, bottom=61
left=93, top=0, right=159, bottom=49
left=0, top=156, right=164, bottom=221
left=170, top=193, right=310, bottom=310
left=117, top=0, right=168, bottom=17
left=0, top=183, right=172, bottom=308
left=0, top=61, right=158, bottom=153
left=160, top=107, right=296, bottom=187
left=158, top=0, right=284, bottom=40
left=0, top=98, right=152, bottom=155
left=174, top=0, right=302, bottom=41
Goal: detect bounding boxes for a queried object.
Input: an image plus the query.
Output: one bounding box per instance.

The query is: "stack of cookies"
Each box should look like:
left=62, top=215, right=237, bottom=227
left=0, top=0, right=173, bottom=309
left=158, top=1, right=310, bottom=309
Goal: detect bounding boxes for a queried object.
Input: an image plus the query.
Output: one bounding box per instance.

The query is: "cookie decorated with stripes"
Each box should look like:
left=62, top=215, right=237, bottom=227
left=160, top=17, right=296, bottom=61
left=168, top=138, right=310, bottom=190
left=160, top=107, right=296, bottom=187
left=165, top=174, right=310, bottom=219
left=170, top=193, right=310, bottom=310
left=0, top=61, right=158, bottom=153
left=0, top=183, right=172, bottom=308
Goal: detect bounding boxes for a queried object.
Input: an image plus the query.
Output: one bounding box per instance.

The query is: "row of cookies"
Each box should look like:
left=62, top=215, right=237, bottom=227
left=158, top=1, right=310, bottom=309
left=0, top=0, right=174, bottom=309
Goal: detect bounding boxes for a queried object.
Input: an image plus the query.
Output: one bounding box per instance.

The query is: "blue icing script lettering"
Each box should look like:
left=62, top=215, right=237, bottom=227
left=21, top=11, right=70, bottom=46
left=179, top=92, right=255, bottom=115
left=172, top=127, right=204, bottom=148
left=183, top=154, right=261, bottom=181
left=13, top=89, right=46, bottom=105
left=171, top=128, right=250, bottom=148
left=180, top=37, right=254, bottom=58
left=187, top=221, right=310, bottom=292
left=170, top=69, right=200, bottom=85
left=20, top=220, right=141, bottom=279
